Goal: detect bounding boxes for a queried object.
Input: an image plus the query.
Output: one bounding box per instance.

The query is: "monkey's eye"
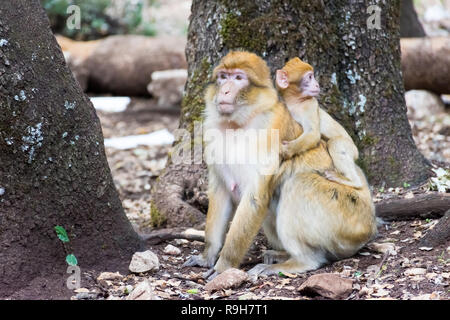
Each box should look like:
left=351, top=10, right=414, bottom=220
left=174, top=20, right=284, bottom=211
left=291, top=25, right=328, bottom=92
left=235, top=74, right=242, bottom=80
left=219, top=73, right=227, bottom=80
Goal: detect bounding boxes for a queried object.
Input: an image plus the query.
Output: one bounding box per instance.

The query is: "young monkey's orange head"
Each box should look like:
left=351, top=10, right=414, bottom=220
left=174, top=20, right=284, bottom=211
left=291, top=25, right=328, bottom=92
left=276, top=57, right=320, bottom=98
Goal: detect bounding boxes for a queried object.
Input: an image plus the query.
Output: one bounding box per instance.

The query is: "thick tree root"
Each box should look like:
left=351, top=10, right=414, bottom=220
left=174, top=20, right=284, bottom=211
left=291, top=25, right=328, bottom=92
left=420, top=209, right=450, bottom=247
left=151, top=163, right=208, bottom=228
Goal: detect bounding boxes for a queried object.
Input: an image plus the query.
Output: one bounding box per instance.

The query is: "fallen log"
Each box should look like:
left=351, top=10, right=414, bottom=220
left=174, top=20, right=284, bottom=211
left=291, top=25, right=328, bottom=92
left=401, top=37, right=450, bottom=94
left=375, top=193, right=450, bottom=221
left=85, top=35, right=187, bottom=96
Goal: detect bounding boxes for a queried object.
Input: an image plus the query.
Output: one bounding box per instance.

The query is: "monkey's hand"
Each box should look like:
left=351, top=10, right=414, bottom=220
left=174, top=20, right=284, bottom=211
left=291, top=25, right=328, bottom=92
left=183, top=254, right=212, bottom=268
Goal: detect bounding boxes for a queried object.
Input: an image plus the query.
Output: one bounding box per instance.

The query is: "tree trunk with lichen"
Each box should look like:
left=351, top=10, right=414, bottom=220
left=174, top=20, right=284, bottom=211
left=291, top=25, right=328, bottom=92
left=151, top=0, right=431, bottom=227
left=0, top=1, right=142, bottom=299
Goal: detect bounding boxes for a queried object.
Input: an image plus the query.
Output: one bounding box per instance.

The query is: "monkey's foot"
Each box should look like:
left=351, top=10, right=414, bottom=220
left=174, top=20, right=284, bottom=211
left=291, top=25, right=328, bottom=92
left=247, top=263, right=273, bottom=277
left=263, top=250, right=289, bottom=264
left=323, top=170, right=362, bottom=189
left=183, top=254, right=211, bottom=268
left=203, top=268, right=218, bottom=281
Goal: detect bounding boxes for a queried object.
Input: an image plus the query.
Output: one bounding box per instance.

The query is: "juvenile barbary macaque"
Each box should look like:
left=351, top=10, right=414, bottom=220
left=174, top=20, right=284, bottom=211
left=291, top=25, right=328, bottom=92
left=184, top=51, right=377, bottom=277
left=276, top=57, right=364, bottom=189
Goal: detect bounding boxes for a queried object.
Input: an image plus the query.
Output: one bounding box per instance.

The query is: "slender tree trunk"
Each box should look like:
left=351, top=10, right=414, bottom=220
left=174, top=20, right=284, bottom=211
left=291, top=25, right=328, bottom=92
left=0, top=1, right=142, bottom=298
left=152, top=0, right=432, bottom=226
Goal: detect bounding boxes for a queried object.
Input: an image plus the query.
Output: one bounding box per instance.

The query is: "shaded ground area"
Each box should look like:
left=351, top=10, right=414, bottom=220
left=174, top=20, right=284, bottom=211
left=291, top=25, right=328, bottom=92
left=62, top=96, right=450, bottom=300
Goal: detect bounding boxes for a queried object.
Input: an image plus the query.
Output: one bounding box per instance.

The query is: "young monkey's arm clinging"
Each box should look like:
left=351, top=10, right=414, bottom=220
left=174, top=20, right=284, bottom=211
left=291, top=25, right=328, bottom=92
left=281, top=100, right=321, bottom=159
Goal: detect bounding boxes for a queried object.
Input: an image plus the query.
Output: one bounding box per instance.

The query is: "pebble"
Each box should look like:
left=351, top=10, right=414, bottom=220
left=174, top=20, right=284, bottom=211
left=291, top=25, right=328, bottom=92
left=129, top=250, right=159, bottom=273
left=164, top=244, right=181, bottom=255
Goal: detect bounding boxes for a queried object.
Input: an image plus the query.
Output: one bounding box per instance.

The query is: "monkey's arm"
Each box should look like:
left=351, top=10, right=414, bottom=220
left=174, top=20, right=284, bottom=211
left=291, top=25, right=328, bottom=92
left=213, top=176, right=272, bottom=273
left=184, top=168, right=234, bottom=268
left=318, top=108, right=363, bottom=188
left=282, top=102, right=320, bottom=159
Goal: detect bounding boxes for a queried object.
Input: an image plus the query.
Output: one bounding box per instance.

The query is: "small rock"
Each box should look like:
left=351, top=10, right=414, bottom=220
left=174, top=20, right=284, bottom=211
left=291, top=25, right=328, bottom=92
left=298, top=273, right=353, bottom=299
left=404, top=268, right=427, bottom=276
left=369, top=242, right=397, bottom=255
left=418, top=246, right=433, bottom=251
left=129, top=250, right=159, bottom=273
left=405, top=90, right=445, bottom=120
left=411, top=292, right=440, bottom=300
left=127, top=280, right=156, bottom=300
left=97, top=271, right=123, bottom=282
left=204, top=268, right=249, bottom=293
left=75, top=292, right=98, bottom=300
left=164, top=244, right=181, bottom=255
left=147, top=69, right=187, bottom=107
left=74, top=287, right=89, bottom=293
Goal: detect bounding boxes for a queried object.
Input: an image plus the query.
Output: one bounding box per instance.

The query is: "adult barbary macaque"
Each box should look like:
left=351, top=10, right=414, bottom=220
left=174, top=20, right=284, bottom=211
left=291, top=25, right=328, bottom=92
left=184, top=51, right=377, bottom=276
left=276, top=57, right=364, bottom=189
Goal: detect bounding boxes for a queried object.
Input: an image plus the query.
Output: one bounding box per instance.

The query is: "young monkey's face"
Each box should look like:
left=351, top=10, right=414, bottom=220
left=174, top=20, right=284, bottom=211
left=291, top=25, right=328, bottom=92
left=276, top=69, right=320, bottom=98
left=299, top=71, right=320, bottom=97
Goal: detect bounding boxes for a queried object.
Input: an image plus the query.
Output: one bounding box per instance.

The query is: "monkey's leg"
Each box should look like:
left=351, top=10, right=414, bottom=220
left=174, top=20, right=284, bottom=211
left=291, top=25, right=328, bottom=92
left=184, top=173, right=233, bottom=268
left=262, top=209, right=285, bottom=251
left=326, top=138, right=363, bottom=189
left=214, top=177, right=272, bottom=273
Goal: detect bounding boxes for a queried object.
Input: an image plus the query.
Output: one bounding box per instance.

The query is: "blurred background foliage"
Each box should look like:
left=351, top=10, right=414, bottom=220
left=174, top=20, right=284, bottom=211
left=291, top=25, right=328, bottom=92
left=41, top=0, right=159, bottom=40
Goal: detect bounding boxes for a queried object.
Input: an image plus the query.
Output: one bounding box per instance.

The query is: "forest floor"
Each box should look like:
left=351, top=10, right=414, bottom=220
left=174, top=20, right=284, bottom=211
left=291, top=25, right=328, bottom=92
left=70, top=97, right=449, bottom=300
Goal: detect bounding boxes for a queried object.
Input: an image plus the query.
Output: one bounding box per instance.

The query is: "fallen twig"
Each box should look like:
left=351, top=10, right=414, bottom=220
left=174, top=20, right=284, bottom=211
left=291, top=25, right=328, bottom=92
left=140, top=228, right=205, bottom=245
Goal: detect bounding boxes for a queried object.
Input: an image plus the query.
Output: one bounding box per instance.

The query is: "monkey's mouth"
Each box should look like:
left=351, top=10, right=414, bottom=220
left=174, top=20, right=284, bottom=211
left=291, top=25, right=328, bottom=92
left=218, top=103, right=235, bottom=114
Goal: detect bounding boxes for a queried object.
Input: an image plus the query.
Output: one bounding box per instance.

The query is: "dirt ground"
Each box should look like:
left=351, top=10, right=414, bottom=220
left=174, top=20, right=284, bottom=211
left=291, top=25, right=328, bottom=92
left=63, top=96, right=450, bottom=301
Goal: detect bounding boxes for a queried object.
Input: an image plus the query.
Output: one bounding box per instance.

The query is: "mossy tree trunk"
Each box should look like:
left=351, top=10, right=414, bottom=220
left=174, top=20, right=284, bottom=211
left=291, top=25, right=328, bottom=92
left=152, top=0, right=431, bottom=227
left=0, top=1, right=142, bottom=298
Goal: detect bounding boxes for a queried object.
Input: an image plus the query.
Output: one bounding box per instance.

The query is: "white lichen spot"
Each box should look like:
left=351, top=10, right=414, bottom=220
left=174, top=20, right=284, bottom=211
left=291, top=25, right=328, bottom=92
left=0, top=39, right=8, bottom=47
left=21, top=122, right=44, bottom=163
left=5, top=137, right=14, bottom=145
left=74, top=135, right=80, bottom=141
left=64, top=100, right=76, bottom=110
left=358, top=129, right=367, bottom=140
left=357, top=94, right=366, bottom=113
left=331, top=73, right=337, bottom=86
left=0, top=187, right=5, bottom=196
left=348, top=102, right=357, bottom=116
left=62, top=132, right=68, bottom=138
left=345, top=11, right=351, bottom=22
left=345, top=69, right=361, bottom=84
left=32, top=52, right=38, bottom=61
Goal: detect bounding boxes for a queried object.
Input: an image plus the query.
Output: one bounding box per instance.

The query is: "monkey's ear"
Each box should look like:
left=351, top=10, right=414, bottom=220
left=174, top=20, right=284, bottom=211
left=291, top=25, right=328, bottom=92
left=276, top=70, right=289, bottom=89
